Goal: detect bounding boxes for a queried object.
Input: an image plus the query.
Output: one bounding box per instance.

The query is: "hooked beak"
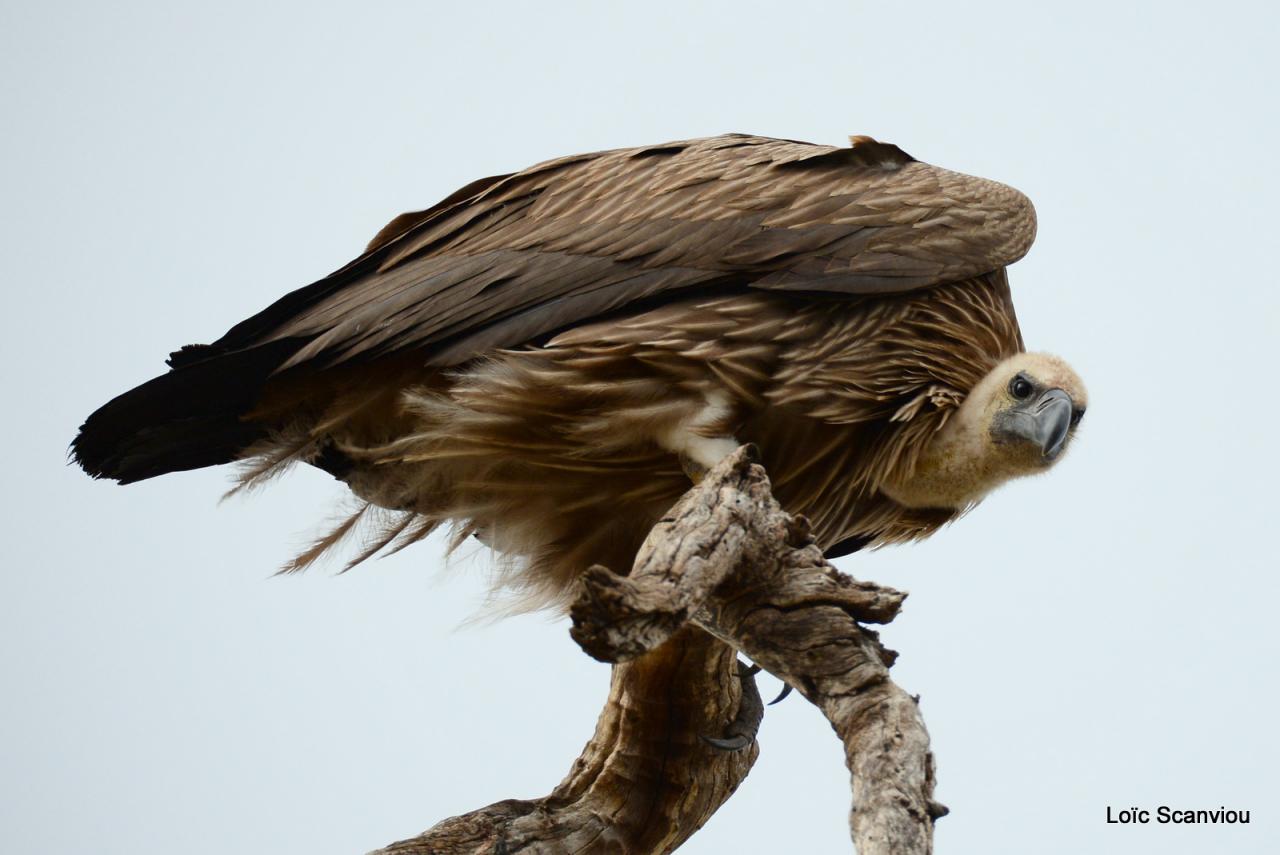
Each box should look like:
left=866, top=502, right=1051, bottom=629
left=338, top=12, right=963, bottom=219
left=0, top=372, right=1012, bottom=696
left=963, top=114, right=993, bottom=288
left=1030, top=389, right=1074, bottom=460
left=996, top=388, right=1076, bottom=461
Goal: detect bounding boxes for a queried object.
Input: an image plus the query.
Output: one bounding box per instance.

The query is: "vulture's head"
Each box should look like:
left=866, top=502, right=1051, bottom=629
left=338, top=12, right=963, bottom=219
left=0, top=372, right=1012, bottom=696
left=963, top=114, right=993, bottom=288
left=883, top=353, right=1087, bottom=510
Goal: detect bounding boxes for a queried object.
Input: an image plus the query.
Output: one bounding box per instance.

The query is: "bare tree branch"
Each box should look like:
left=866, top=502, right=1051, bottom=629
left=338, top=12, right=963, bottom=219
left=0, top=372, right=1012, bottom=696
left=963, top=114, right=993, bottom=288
left=370, top=626, right=759, bottom=855
left=371, top=446, right=941, bottom=854
left=571, top=446, right=943, bottom=853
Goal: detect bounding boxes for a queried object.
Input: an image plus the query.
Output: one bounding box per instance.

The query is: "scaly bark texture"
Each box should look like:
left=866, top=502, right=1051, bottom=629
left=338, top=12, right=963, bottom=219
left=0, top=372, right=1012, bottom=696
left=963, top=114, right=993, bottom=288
left=372, top=446, right=941, bottom=854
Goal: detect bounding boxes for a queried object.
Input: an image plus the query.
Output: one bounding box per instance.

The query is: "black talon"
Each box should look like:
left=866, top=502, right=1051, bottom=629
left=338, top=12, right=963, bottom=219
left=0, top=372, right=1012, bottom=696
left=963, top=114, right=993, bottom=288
left=768, top=684, right=793, bottom=705
left=701, top=659, right=764, bottom=753
left=700, top=733, right=755, bottom=752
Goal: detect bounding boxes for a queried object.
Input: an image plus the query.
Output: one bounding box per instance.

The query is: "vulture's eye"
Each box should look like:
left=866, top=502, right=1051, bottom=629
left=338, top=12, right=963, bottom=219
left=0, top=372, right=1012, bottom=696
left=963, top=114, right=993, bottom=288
left=1009, top=376, right=1034, bottom=400
left=1071, top=407, right=1086, bottom=427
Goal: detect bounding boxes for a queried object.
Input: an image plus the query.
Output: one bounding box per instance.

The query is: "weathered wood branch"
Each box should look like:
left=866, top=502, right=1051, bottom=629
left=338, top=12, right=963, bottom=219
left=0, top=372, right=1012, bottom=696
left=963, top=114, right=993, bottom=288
left=573, top=446, right=943, bottom=853
left=370, top=625, right=759, bottom=854
left=372, top=447, right=940, bottom=854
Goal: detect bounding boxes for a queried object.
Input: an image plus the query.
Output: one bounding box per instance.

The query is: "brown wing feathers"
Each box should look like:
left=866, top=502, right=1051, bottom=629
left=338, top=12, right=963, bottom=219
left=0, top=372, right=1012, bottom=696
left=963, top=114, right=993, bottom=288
left=71, top=133, right=1035, bottom=484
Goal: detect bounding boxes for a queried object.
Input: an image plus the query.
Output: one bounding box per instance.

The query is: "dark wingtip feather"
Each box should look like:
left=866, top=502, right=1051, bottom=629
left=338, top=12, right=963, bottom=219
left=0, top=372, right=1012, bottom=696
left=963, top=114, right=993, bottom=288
left=72, top=401, right=264, bottom=484
left=71, top=340, right=301, bottom=484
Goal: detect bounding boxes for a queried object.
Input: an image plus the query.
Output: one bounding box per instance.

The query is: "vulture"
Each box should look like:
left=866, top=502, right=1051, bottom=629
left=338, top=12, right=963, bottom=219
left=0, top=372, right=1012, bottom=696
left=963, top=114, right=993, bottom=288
left=72, top=134, right=1087, bottom=611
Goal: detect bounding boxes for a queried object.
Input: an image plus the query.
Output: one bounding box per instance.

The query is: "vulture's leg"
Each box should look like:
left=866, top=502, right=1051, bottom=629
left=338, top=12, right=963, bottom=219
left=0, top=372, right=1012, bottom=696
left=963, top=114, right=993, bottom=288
left=701, top=660, right=765, bottom=752
left=678, top=437, right=740, bottom=484
left=680, top=454, right=710, bottom=484
left=659, top=391, right=740, bottom=485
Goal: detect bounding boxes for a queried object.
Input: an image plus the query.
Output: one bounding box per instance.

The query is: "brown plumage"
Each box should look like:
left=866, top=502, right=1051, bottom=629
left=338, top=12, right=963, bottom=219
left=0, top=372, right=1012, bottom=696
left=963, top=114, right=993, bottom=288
left=72, top=133, right=1085, bottom=611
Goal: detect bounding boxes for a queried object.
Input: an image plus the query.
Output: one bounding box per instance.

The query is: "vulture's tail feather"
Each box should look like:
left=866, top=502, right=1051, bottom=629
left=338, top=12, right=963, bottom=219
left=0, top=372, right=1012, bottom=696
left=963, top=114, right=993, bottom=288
left=70, top=341, right=300, bottom=484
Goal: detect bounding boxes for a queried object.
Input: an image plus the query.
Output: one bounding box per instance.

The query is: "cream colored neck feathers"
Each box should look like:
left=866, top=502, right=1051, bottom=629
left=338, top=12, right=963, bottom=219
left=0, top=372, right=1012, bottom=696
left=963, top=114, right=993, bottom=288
left=882, top=352, right=1087, bottom=511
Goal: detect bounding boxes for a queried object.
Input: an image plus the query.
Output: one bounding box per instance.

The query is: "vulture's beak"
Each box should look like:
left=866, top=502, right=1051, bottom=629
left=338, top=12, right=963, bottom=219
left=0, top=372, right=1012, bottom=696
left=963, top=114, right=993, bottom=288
left=1030, top=389, right=1074, bottom=460
left=996, top=388, right=1076, bottom=461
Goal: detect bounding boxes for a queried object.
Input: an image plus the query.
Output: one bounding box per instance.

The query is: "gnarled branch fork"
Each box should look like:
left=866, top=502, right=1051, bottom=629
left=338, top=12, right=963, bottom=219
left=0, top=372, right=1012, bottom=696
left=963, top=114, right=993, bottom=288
left=372, top=447, right=941, bottom=854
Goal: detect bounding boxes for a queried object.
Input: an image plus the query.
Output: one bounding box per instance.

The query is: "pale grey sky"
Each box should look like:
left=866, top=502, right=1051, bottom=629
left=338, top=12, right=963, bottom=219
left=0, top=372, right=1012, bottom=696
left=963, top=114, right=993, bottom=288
left=2, top=1, right=1277, bottom=853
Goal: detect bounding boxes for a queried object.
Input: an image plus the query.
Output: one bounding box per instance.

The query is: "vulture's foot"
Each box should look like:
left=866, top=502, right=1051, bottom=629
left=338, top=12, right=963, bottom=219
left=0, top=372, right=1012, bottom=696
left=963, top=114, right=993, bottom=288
left=701, top=660, right=765, bottom=752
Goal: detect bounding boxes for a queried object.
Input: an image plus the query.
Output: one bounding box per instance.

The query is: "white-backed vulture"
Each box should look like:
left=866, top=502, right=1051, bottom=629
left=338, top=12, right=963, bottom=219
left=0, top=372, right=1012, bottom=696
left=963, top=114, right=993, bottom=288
left=72, top=134, right=1087, bottom=610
